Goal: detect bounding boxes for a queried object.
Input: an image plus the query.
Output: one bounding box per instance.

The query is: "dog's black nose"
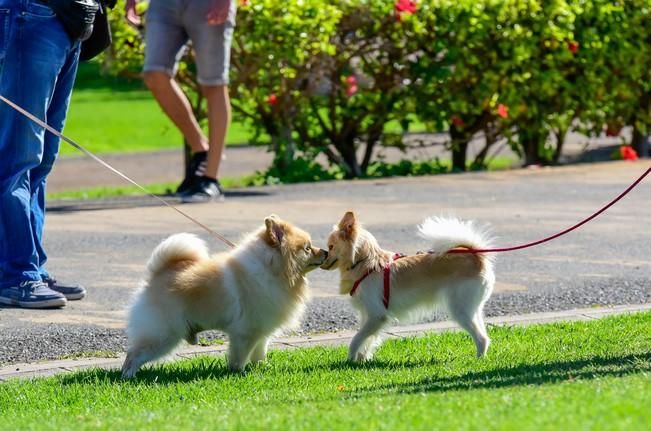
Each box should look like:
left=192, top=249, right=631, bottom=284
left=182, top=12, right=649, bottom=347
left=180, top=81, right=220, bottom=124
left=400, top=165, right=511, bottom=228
left=323, top=250, right=328, bottom=258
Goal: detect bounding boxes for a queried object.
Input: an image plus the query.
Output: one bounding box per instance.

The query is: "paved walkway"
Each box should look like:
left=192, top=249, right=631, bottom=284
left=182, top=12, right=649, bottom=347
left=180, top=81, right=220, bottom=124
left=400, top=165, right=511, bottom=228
left=2, top=304, right=649, bottom=381
left=1, top=160, right=649, bottom=367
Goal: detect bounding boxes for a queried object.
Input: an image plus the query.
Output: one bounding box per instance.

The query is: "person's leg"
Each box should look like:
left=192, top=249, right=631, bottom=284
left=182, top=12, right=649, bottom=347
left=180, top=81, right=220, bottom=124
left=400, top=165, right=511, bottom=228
left=143, top=1, right=208, bottom=155
left=201, top=84, right=230, bottom=179
left=143, top=72, right=208, bottom=154
left=180, top=1, right=235, bottom=201
left=0, top=0, right=73, bottom=307
left=31, top=44, right=80, bottom=275
left=29, top=40, right=86, bottom=300
left=188, top=17, right=235, bottom=180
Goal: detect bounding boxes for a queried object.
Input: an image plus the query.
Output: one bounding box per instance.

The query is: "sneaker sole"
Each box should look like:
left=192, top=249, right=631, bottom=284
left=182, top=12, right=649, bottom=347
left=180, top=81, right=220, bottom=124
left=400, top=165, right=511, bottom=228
left=0, top=296, right=67, bottom=309
left=181, top=194, right=225, bottom=204
left=62, top=291, right=86, bottom=301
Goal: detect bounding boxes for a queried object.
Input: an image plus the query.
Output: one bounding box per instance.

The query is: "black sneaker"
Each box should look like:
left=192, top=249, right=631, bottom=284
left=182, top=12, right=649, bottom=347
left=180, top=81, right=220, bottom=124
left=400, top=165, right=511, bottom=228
left=0, top=280, right=67, bottom=309
left=180, top=176, right=224, bottom=203
left=176, top=151, right=208, bottom=195
left=43, top=276, right=87, bottom=300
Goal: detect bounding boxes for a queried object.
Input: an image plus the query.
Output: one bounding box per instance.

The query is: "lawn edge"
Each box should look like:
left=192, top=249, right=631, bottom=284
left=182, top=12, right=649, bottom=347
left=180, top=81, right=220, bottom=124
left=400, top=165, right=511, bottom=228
left=1, top=303, right=650, bottom=381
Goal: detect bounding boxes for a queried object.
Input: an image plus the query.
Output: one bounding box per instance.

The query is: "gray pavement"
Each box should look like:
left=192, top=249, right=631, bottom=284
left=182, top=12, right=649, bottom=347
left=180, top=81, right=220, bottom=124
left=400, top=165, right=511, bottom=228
left=1, top=160, right=650, bottom=366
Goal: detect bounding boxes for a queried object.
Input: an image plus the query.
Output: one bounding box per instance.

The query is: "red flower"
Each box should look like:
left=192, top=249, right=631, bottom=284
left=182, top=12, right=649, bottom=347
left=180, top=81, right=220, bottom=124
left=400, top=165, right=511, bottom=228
left=496, top=103, right=509, bottom=119
left=344, top=75, right=358, bottom=96
left=346, top=84, right=358, bottom=97
left=568, top=41, right=579, bottom=55
left=620, top=145, right=638, bottom=161
left=395, top=0, right=417, bottom=14
left=238, top=0, right=249, bottom=6
left=267, top=94, right=278, bottom=106
left=451, top=115, right=464, bottom=128
left=395, top=0, right=417, bottom=21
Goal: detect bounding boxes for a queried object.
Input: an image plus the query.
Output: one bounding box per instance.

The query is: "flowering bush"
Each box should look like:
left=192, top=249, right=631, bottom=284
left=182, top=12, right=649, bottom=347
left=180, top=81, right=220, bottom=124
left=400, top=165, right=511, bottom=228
left=104, top=0, right=650, bottom=177
left=230, top=0, right=425, bottom=177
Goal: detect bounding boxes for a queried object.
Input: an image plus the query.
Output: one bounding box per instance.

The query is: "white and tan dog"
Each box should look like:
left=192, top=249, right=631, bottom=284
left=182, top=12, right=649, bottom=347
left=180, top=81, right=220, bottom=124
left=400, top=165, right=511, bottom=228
left=121, top=215, right=327, bottom=378
left=321, top=211, right=495, bottom=362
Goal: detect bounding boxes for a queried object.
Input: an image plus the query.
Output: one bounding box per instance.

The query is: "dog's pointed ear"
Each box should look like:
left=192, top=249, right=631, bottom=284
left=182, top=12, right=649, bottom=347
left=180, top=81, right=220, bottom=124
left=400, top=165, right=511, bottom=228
left=338, top=211, right=357, bottom=239
left=265, top=215, right=285, bottom=246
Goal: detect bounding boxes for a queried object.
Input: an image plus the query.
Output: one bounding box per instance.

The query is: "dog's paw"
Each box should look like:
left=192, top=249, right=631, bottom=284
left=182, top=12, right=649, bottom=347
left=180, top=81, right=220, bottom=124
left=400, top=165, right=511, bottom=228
left=348, top=351, right=372, bottom=363
left=185, top=332, right=199, bottom=345
left=120, top=357, right=136, bottom=379
left=228, top=361, right=248, bottom=372
left=121, top=365, right=137, bottom=379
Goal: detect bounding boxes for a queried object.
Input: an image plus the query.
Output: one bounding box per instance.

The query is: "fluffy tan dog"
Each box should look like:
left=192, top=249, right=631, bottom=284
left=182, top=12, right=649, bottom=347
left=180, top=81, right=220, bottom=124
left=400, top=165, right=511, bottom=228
left=121, top=215, right=327, bottom=378
left=321, top=211, right=495, bottom=362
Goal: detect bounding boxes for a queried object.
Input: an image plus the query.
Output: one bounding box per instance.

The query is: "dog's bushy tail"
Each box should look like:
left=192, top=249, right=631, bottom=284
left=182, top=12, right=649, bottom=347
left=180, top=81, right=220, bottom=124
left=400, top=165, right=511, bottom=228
left=418, top=216, right=495, bottom=269
left=147, top=233, right=209, bottom=276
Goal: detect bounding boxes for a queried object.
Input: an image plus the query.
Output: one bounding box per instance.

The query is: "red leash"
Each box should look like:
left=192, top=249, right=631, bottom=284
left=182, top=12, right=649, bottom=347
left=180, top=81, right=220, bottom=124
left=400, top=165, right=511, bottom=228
left=448, top=166, right=650, bottom=255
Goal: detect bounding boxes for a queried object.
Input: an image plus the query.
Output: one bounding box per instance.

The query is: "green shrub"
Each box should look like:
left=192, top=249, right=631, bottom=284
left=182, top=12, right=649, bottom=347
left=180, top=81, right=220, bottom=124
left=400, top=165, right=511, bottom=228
left=104, top=0, right=651, bottom=178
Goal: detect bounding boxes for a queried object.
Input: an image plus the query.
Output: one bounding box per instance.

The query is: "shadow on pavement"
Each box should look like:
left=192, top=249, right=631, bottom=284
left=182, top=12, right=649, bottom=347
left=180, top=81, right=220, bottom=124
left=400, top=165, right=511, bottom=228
left=47, top=190, right=272, bottom=213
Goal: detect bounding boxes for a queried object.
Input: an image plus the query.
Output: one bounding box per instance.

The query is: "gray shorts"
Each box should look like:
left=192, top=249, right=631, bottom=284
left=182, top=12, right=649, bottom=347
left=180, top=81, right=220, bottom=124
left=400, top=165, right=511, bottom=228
left=144, top=0, right=236, bottom=86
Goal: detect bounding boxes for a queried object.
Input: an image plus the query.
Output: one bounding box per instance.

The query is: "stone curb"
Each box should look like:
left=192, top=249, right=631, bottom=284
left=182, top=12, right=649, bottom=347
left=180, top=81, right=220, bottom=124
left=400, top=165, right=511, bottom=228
left=2, top=303, right=650, bottom=381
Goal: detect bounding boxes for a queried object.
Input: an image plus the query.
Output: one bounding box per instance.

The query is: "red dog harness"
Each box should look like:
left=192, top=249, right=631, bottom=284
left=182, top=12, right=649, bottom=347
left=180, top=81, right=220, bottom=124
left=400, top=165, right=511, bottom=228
left=349, top=253, right=405, bottom=308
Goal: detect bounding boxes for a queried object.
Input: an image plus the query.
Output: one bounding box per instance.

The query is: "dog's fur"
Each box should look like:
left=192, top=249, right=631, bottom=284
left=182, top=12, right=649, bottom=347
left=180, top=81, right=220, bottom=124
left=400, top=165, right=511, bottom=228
left=121, top=215, right=327, bottom=378
left=321, top=211, right=495, bottom=362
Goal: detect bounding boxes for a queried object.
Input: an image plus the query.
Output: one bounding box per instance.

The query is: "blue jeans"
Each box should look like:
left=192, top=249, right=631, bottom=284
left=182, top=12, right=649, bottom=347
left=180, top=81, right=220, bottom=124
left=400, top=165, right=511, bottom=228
left=0, top=0, right=80, bottom=289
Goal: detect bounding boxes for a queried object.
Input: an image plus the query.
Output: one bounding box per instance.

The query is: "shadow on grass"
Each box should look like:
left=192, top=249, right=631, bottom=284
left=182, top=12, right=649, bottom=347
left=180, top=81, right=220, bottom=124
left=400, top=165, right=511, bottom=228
left=58, top=354, right=435, bottom=387
left=59, top=351, right=650, bottom=393
left=73, top=62, right=145, bottom=94
left=352, top=352, right=651, bottom=396
left=59, top=356, right=234, bottom=386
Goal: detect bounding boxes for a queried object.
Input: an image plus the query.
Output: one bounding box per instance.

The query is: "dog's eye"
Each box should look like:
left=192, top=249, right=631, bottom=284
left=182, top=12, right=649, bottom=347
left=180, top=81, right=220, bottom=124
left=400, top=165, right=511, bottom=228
left=328, top=245, right=333, bottom=251
left=304, top=245, right=311, bottom=252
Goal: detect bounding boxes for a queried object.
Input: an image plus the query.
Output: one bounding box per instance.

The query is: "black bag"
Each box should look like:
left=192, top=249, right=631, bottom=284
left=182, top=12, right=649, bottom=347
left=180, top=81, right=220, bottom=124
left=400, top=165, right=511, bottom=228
left=79, top=2, right=112, bottom=61
left=48, top=0, right=100, bottom=42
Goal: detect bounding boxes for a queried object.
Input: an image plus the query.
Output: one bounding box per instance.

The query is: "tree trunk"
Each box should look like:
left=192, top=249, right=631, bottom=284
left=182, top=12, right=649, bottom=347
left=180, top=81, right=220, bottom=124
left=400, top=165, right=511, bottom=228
left=630, top=92, right=651, bottom=158
left=339, top=141, right=362, bottom=178
left=471, top=124, right=497, bottom=170
left=520, top=128, right=546, bottom=166
left=552, top=128, right=568, bottom=164
left=632, top=128, right=650, bottom=159
left=271, top=125, right=295, bottom=175
left=450, top=126, right=468, bottom=172
left=361, top=128, right=382, bottom=173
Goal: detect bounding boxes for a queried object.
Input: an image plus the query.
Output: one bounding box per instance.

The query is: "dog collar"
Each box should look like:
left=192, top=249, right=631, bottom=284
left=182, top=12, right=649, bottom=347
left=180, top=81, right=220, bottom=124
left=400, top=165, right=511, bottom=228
left=349, top=253, right=405, bottom=309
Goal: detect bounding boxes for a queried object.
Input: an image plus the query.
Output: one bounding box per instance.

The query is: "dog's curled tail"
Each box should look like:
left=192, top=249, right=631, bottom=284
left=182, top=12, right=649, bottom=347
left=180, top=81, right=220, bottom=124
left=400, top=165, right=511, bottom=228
left=418, top=216, right=495, bottom=268
left=147, top=233, right=209, bottom=276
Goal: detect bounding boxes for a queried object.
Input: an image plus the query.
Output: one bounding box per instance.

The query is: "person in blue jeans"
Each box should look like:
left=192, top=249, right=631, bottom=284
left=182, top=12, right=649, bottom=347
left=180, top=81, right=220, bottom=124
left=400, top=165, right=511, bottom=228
left=0, top=0, right=87, bottom=308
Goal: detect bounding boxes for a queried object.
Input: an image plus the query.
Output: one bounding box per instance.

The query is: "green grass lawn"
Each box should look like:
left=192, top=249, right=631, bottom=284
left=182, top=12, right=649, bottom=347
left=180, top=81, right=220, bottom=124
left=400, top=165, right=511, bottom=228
left=61, top=63, right=253, bottom=157
left=1, top=312, right=649, bottom=430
